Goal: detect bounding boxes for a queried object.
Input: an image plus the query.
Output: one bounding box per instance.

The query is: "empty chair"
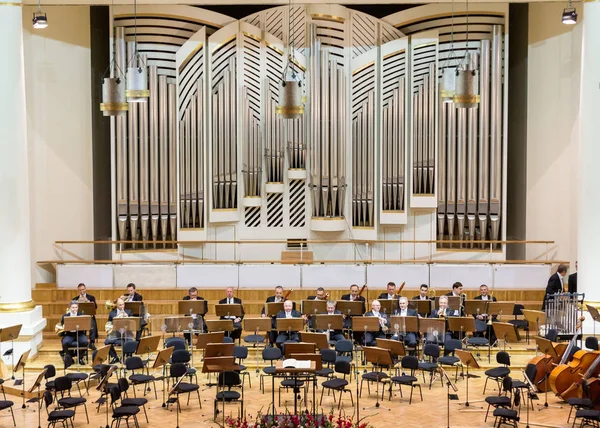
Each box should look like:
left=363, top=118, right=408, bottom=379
left=214, top=371, right=244, bottom=420
left=260, top=346, right=282, bottom=393
left=389, top=355, right=423, bottom=404
left=492, top=388, right=520, bottom=428
left=418, top=344, right=441, bottom=389
left=320, top=361, right=354, bottom=410
left=169, top=362, right=202, bottom=409
left=485, top=376, right=513, bottom=422
left=43, top=390, right=74, bottom=428
left=223, top=337, right=234, bottom=344
left=0, top=396, right=15, bottom=427
left=510, top=363, right=538, bottom=411
left=165, top=337, right=187, bottom=351
left=586, top=337, right=599, bottom=351
left=53, top=376, right=89, bottom=424
left=438, top=339, right=462, bottom=381
left=126, top=356, right=157, bottom=399
left=118, top=377, right=149, bottom=423
left=171, top=349, right=198, bottom=385
left=508, top=304, right=529, bottom=343
left=108, top=385, right=141, bottom=428
left=483, top=351, right=511, bottom=394
left=233, top=345, right=251, bottom=387
left=44, top=364, right=57, bottom=392
left=316, top=349, right=336, bottom=379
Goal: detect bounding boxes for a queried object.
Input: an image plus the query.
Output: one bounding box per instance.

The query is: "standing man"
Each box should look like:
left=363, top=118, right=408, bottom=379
left=274, top=300, right=305, bottom=345
left=363, top=300, right=389, bottom=346
left=219, top=287, right=244, bottom=340
left=543, top=264, right=567, bottom=310
left=72, top=283, right=97, bottom=350
left=568, top=261, right=578, bottom=294
left=60, top=301, right=89, bottom=366
left=378, top=282, right=399, bottom=300
left=392, top=297, right=418, bottom=348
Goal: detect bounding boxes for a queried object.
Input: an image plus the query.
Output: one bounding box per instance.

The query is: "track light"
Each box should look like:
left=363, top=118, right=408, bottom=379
left=32, top=0, right=47, bottom=29
left=562, top=7, right=577, bottom=25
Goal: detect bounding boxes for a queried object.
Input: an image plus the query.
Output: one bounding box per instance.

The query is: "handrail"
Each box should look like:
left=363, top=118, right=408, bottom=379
left=54, top=239, right=555, bottom=245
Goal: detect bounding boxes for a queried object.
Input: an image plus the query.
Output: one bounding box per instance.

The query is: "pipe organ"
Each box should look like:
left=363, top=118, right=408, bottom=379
left=110, top=4, right=507, bottom=254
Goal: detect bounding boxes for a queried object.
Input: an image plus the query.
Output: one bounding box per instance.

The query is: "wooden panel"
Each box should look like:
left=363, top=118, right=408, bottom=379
left=281, top=250, right=314, bottom=264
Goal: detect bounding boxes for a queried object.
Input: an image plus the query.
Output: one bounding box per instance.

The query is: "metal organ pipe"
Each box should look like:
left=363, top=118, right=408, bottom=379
left=168, top=82, right=178, bottom=233
left=149, top=65, right=159, bottom=243
left=478, top=39, right=491, bottom=245
left=489, top=25, right=503, bottom=245
left=115, top=27, right=127, bottom=243
left=159, top=75, right=169, bottom=238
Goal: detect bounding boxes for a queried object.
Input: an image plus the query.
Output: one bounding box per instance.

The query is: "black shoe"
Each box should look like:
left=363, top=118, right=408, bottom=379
left=89, top=343, right=97, bottom=351
left=110, top=357, right=120, bottom=364
left=79, top=358, right=86, bottom=366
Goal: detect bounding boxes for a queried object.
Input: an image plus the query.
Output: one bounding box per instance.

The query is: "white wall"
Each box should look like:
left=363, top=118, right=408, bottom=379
left=22, top=6, right=94, bottom=283
left=526, top=3, right=582, bottom=265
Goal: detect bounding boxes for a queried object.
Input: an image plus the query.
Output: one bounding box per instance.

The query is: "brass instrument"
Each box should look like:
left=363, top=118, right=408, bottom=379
left=77, top=294, right=89, bottom=303
left=105, top=309, right=128, bottom=335
left=55, top=323, right=65, bottom=337
left=438, top=307, right=447, bottom=319
left=105, top=300, right=117, bottom=311
left=428, top=286, right=436, bottom=298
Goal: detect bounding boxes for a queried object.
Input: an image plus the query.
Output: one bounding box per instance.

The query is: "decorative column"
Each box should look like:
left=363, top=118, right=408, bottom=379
left=0, top=0, right=46, bottom=371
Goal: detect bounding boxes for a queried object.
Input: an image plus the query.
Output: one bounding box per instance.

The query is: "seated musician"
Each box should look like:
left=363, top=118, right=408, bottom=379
left=341, top=284, right=366, bottom=309
left=428, top=296, right=458, bottom=343
left=378, top=282, right=399, bottom=300
left=73, top=283, right=97, bottom=350
left=123, top=283, right=148, bottom=340
left=218, top=287, right=244, bottom=340
left=261, top=286, right=284, bottom=318
left=473, top=284, right=497, bottom=342
left=105, top=298, right=133, bottom=363
left=445, top=282, right=466, bottom=315
left=274, top=300, right=305, bottom=345
left=60, top=301, right=89, bottom=365
left=362, top=300, right=389, bottom=346
left=391, top=297, right=418, bottom=348
left=413, top=284, right=432, bottom=301
left=308, top=287, right=327, bottom=300
left=316, top=301, right=346, bottom=343
left=183, top=287, right=206, bottom=346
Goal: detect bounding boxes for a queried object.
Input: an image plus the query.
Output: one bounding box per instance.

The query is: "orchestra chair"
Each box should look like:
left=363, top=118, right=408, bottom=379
left=44, top=364, right=57, bottom=392
left=233, top=346, right=251, bottom=387
left=260, top=347, right=282, bottom=394
left=125, top=356, right=158, bottom=399
left=108, top=385, right=141, bottom=428
left=53, top=376, right=90, bottom=423
left=418, top=344, right=441, bottom=389
left=171, top=349, right=198, bottom=385
left=566, top=379, right=594, bottom=423
left=586, top=337, right=599, bottom=351
left=43, top=390, right=74, bottom=428
left=508, top=305, right=529, bottom=344
left=214, top=371, right=244, bottom=420
left=118, top=377, right=149, bottom=423
left=169, top=362, right=202, bottom=409
left=388, top=355, right=423, bottom=404
left=320, top=360, right=354, bottom=410
left=0, top=396, right=15, bottom=426
left=492, top=388, right=520, bottom=428
left=316, top=349, right=336, bottom=380
left=484, top=376, right=513, bottom=422
left=483, top=351, right=511, bottom=394
left=510, top=363, right=537, bottom=411
left=438, top=339, right=462, bottom=382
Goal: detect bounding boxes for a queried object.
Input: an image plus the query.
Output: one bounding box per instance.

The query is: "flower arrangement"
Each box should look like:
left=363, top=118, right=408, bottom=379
left=224, top=410, right=372, bottom=428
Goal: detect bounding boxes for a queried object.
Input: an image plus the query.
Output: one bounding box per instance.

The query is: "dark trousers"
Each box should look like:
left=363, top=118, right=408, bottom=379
left=62, top=334, right=88, bottom=354
left=391, top=332, right=418, bottom=348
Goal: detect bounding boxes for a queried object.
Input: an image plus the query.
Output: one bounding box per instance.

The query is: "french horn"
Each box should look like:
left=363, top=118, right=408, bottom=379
left=55, top=323, right=65, bottom=337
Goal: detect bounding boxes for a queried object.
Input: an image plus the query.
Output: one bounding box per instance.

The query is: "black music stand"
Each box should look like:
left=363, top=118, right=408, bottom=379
left=14, top=349, right=30, bottom=408
left=243, top=317, right=271, bottom=372
left=26, top=368, right=47, bottom=428
left=534, top=337, right=562, bottom=410
left=587, top=305, right=600, bottom=337
left=409, top=300, right=432, bottom=316
left=63, top=315, right=92, bottom=367
left=265, top=302, right=284, bottom=317
left=0, top=325, right=22, bottom=380
left=95, top=365, right=116, bottom=427
left=362, top=347, right=393, bottom=411
left=440, top=367, right=459, bottom=428
left=522, top=367, right=539, bottom=428
left=492, top=322, right=521, bottom=351
left=299, top=332, right=330, bottom=351
left=455, top=350, right=484, bottom=410
left=151, top=347, right=174, bottom=408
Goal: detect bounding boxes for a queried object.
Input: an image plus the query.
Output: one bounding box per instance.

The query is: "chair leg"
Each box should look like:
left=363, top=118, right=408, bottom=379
left=483, top=377, right=489, bottom=394
left=142, top=405, right=149, bottom=423
left=319, top=386, right=325, bottom=406
left=10, top=407, right=15, bottom=426
left=197, top=390, right=202, bottom=409
left=83, top=404, right=89, bottom=423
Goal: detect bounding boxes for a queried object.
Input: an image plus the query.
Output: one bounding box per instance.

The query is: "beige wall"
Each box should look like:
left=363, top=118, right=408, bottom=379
left=22, top=6, right=94, bottom=282
left=526, top=2, right=582, bottom=264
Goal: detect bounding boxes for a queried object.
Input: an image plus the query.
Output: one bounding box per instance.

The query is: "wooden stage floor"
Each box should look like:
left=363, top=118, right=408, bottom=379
left=1, top=368, right=576, bottom=428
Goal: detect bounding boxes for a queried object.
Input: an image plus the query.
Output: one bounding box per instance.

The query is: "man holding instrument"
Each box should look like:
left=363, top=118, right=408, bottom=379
left=316, top=301, right=346, bottom=343
left=391, top=297, right=418, bottom=348
left=219, top=286, right=244, bottom=340
left=378, top=282, right=399, bottom=300
left=262, top=285, right=286, bottom=344
left=274, top=300, right=305, bottom=345
left=473, top=284, right=497, bottom=342
left=104, top=298, right=133, bottom=363
left=308, top=287, right=327, bottom=301
left=341, top=284, right=366, bottom=311
left=363, top=300, right=389, bottom=346
left=72, top=283, right=97, bottom=350
left=182, top=287, right=206, bottom=346
left=60, top=301, right=88, bottom=365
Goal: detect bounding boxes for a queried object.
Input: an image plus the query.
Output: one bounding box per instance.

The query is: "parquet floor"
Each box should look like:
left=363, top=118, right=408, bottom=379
left=1, top=369, right=576, bottom=428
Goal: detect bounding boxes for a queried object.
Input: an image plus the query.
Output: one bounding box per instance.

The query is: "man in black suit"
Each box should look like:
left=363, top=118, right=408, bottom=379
left=429, top=296, right=458, bottom=343
left=543, top=264, right=567, bottom=310
left=182, top=287, right=206, bottom=345
left=73, top=283, right=97, bottom=350
left=473, top=284, right=497, bottom=341
left=219, top=287, right=244, bottom=340
left=412, top=284, right=432, bottom=317
left=60, top=301, right=89, bottom=365
left=124, top=283, right=143, bottom=302
left=261, top=286, right=284, bottom=317
left=308, top=287, right=327, bottom=301
left=316, top=301, right=346, bottom=343
left=568, top=261, right=578, bottom=294
left=391, top=297, right=418, bottom=347
left=105, top=298, right=134, bottom=363
left=363, top=300, right=389, bottom=346
left=274, top=300, right=305, bottom=345
left=445, top=282, right=465, bottom=315
left=341, top=284, right=366, bottom=313
left=378, top=282, right=399, bottom=300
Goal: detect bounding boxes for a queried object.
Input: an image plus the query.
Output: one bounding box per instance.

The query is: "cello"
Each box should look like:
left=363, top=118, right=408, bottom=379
left=548, top=316, right=588, bottom=395
left=528, top=337, right=560, bottom=392
left=560, top=351, right=600, bottom=400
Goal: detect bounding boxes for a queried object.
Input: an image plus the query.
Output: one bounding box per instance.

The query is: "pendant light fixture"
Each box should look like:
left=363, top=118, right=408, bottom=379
left=32, top=0, right=48, bottom=29
left=276, top=0, right=304, bottom=119
left=453, top=0, right=480, bottom=108
left=562, top=0, right=577, bottom=24
left=125, top=0, right=149, bottom=102
left=100, top=3, right=128, bottom=116
left=439, top=0, right=456, bottom=103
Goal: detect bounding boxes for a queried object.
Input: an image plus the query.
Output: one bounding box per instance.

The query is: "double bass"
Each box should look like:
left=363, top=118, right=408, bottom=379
left=560, top=352, right=600, bottom=401
left=548, top=316, right=588, bottom=395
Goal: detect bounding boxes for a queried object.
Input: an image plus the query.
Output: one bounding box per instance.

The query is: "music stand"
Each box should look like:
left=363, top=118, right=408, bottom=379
left=77, top=302, right=96, bottom=316
left=215, top=304, right=243, bottom=319
left=314, top=314, right=343, bottom=334
left=534, top=337, right=561, bottom=410
left=178, top=300, right=208, bottom=316
left=201, top=356, right=239, bottom=390
left=492, top=322, right=521, bottom=350
left=196, top=331, right=225, bottom=360
left=95, top=365, right=116, bottom=427
left=136, top=335, right=161, bottom=361
left=352, top=317, right=381, bottom=374
left=587, top=305, right=600, bottom=337
left=14, top=349, right=30, bottom=408
left=336, top=301, right=364, bottom=316
left=125, top=301, right=142, bottom=316
left=419, top=318, right=446, bottom=346
left=299, top=332, right=329, bottom=351
left=455, top=350, right=484, bottom=410
left=409, top=300, right=432, bottom=316
left=275, top=318, right=304, bottom=337
left=205, top=320, right=234, bottom=337
left=289, top=353, right=322, bottom=370
left=164, top=316, right=188, bottom=335
left=362, top=347, right=393, bottom=411
left=375, top=338, right=405, bottom=362
left=489, top=302, right=516, bottom=321
left=389, top=316, right=419, bottom=339
left=92, top=345, right=111, bottom=366
left=447, top=317, right=476, bottom=341
left=440, top=367, right=459, bottom=428
left=301, top=300, right=327, bottom=317
left=0, top=325, right=22, bottom=380
left=435, top=296, right=461, bottom=312
left=265, top=302, right=284, bottom=317
left=464, top=301, right=488, bottom=318
left=151, top=347, right=174, bottom=408
left=205, top=343, right=235, bottom=358
left=27, top=368, right=47, bottom=428
left=63, top=315, right=92, bottom=367
left=522, top=367, right=539, bottom=428
left=284, top=342, right=316, bottom=359
left=379, top=299, right=398, bottom=316
left=243, top=318, right=270, bottom=372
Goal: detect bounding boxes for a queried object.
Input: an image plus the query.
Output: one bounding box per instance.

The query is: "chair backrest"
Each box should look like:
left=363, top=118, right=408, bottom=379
left=582, top=379, right=590, bottom=398
left=44, top=364, right=56, bottom=380
left=262, top=347, right=282, bottom=362
left=513, top=304, right=525, bottom=317
left=586, top=337, right=599, bottom=351
left=109, top=385, right=121, bottom=405
left=443, top=339, right=462, bottom=355
left=223, top=337, right=234, bottom=344
left=233, top=346, right=248, bottom=359
left=54, top=376, right=72, bottom=393
left=165, top=337, right=187, bottom=351
left=502, top=376, right=513, bottom=394
left=545, top=329, right=558, bottom=342
left=424, top=344, right=440, bottom=360
left=218, top=371, right=241, bottom=388
left=513, top=388, right=521, bottom=409
left=335, top=340, right=353, bottom=354
left=43, top=390, right=54, bottom=411
left=334, top=360, right=351, bottom=376
left=497, top=351, right=511, bottom=366
left=123, top=340, right=139, bottom=356
left=320, top=349, right=337, bottom=364
left=125, top=356, right=144, bottom=371
left=170, top=362, right=187, bottom=378
left=524, top=363, right=537, bottom=384
left=117, top=377, right=129, bottom=393
left=401, top=355, right=419, bottom=371
left=172, top=349, right=191, bottom=364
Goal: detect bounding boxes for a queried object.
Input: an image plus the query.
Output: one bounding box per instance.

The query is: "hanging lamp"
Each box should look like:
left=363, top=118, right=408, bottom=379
left=439, top=0, right=456, bottom=103
left=100, top=16, right=128, bottom=116
left=453, top=0, right=480, bottom=108
left=32, top=0, right=48, bottom=29
left=125, top=0, right=149, bottom=102
left=276, top=0, right=304, bottom=119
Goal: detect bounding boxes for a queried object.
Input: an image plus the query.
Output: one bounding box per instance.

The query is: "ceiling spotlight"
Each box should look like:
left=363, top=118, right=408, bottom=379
left=32, top=11, right=48, bottom=29
left=562, top=7, right=577, bottom=25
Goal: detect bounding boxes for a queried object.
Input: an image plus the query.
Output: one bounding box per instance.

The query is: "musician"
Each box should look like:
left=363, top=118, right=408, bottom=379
left=363, top=300, right=389, bottom=346
left=60, top=301, right=89, bottom=365
left=73, top=283, right=97, bottom=350
left=182, top=287, right=206, bottom=345
left=445, top=282, right=466, bottom=315
left=473, top=284, right=497, bottom=341
left=124, top=283, right=143, bottom=302
left=378, top=282, right=399, bottom=300
left=568, top=261, right=578, bottom=294
left=274, top=300, right=305, bottom=345
left=413, top=284, right=431, bottom=300
left=474, top=284, right=496, bottom=302
left=429, top=296, right=458, bottom=343
left=543, top=264, right=568, bottom=310
left=341, top=284, right=366, bottom=313
left=105, top=298, right=133, bottom=363
left=308, top=287, right=327, bottom=300
left=391, top=297, right=418, bottom=348
left=316, top=301, right=345, bottom=343
left=261, top=286, right=285, bottom=318
left=218, top=287, right=244, bottom=340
